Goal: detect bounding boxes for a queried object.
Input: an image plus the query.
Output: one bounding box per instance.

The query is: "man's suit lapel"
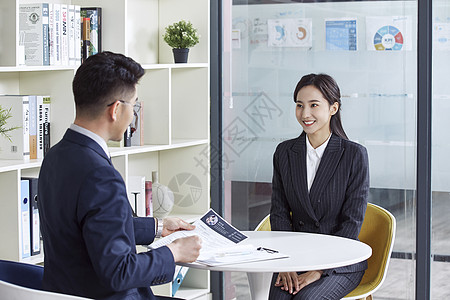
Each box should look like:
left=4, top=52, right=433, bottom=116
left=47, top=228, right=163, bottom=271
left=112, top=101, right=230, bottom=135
left=288, top=135, right=317, bottom=221
left=309, top=134, right=344, bottom=209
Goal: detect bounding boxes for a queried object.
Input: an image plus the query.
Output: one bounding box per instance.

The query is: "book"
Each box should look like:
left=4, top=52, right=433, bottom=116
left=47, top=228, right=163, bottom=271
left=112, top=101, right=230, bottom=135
left=60, top=4, right=69, bottom=65
left=68, top=5, right=76, bottom=65
left=37, top=95, right=50, bottom=159
left=81, top=7, right=102, bottom=56
left=75, top=6, right=82, bottom=65
left=28, top=95, right=37, bottom=159
left=0, top=95, right=30, bottom=160
left=123, top=125, right=132, bottom=147
left=131, top=101, right=144, bottom=146
left=172, top=266, right=189, bottom=296
left=20, top=179, right=31, bottom=259
left=22, top=177, right=40, bottom=256
left=53, top=3, right=61, bottom=65
left=81, top=17, right=91, bottom=63
left=19, top=3, right=50, bottom=66
left=145, top=180, right=153, bottom=217
left=42, top=97, right=51, bottom=156
left=48, top=3, right=55, bottom=65
left=128, top=176, right=146, bottom=217
left=107, top=139, right=124, bottom=148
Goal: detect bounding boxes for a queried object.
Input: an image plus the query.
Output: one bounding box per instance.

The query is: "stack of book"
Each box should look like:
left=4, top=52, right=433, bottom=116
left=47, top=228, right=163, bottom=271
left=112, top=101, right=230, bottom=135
left=19, top=3, right=101, bottom=66
left=0, top=95, right=51, bottom=160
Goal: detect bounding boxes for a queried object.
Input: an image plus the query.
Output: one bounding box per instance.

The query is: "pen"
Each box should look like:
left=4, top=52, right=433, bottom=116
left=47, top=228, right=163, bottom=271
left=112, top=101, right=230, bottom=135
left=257, top=247, right=279, bottom=254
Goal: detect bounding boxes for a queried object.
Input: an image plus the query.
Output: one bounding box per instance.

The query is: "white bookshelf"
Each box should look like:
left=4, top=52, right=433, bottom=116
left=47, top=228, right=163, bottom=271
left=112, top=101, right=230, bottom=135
left=0, top=0, right=210, bottom=298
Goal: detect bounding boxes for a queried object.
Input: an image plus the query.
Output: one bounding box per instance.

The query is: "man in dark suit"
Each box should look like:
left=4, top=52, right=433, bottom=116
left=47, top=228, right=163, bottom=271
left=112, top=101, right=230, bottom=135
left=38, top=51, right=201, bottom=299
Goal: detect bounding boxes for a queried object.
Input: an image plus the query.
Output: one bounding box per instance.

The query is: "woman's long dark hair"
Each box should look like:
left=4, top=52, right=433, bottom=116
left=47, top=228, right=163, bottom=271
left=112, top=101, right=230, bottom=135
left=293, top=73, right=348, bottom=140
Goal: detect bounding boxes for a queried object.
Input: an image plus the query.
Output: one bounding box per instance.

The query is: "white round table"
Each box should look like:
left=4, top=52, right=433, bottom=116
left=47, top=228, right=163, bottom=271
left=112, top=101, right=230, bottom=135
left=180, top=231, right=372, bottom=300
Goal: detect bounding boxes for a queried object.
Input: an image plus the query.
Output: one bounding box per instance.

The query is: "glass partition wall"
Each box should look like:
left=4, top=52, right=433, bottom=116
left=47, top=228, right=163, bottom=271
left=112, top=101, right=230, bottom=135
left=220, top=0, right=418, bottom=299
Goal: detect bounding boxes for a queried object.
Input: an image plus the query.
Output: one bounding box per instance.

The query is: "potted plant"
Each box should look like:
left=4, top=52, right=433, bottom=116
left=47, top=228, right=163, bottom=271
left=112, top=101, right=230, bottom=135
left=163, top=20, right=200, bottom=63
left=0, top=105, right=20, bottom=143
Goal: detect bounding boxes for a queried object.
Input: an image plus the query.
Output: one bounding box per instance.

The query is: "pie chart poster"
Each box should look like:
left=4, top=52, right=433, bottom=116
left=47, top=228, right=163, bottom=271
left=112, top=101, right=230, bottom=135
left=366, top=16, right=412, bottom=51
left=267, top=18, right=312, bottom=48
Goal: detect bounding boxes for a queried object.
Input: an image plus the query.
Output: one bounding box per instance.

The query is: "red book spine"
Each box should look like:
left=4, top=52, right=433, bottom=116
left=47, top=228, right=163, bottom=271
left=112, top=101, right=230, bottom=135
left=145, top=181, right=153, bottom=217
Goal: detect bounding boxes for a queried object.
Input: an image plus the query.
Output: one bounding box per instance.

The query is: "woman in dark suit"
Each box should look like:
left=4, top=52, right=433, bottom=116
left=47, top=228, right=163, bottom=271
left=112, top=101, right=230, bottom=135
left=269, top=73, right=369, bottom=300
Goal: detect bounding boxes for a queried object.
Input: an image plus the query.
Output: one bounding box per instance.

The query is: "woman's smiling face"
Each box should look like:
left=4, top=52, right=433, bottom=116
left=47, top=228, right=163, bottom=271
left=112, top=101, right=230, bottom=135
left=295, top=85, right=338, bottom=143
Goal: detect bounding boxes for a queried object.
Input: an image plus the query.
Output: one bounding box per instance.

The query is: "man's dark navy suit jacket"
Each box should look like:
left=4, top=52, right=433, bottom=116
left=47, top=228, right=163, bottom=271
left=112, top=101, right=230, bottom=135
left=38, top=129, right=174, bottom=299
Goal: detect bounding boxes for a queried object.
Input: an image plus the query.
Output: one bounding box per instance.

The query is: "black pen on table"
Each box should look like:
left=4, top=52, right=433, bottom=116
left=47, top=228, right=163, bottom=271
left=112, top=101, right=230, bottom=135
left=257, top=247, right=279, bottom=253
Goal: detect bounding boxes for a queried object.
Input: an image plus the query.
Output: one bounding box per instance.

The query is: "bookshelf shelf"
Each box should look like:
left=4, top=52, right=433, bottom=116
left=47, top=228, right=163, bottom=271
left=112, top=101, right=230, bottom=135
left=0, top=160, right=42, bottom=173
left=0, top=0, right=210, bottom=298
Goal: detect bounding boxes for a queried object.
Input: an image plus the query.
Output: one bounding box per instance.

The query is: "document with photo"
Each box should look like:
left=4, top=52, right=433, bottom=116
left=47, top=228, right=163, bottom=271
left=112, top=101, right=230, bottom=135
left=148, top=209, right=289, bottom=266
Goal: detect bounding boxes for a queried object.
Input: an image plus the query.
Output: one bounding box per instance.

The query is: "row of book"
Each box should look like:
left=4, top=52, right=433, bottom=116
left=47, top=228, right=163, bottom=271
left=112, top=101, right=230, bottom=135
left=0, top=95, right=51, bottom=160
left=20, top=177, right=41, bottom=259
left=19, top=3, right=101, bottom=66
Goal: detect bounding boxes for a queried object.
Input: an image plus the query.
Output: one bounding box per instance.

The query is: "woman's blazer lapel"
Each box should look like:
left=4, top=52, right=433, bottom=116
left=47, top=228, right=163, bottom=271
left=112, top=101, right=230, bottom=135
left=287, top=135, right=317, bottom=221
left=309, top=134, right=345, bottom=210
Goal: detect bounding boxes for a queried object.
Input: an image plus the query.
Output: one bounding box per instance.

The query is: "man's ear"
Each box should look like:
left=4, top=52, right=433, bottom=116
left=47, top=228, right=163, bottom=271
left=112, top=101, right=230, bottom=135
left=107, top=101, right=120, bottom=121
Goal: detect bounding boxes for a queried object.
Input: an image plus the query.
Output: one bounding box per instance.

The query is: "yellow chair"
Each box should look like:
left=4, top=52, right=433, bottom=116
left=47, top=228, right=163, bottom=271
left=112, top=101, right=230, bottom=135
left=254, top=203, right=396, bottom=300
left=255, top=214, right=271, bottom=231
left=344, top=203, right=396, bottom=300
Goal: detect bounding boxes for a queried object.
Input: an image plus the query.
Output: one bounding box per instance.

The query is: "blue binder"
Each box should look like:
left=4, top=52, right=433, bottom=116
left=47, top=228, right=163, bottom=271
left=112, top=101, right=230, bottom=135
left=172, top=266, right=189, bottom=297
left=20, top=180, right=31, bottom=259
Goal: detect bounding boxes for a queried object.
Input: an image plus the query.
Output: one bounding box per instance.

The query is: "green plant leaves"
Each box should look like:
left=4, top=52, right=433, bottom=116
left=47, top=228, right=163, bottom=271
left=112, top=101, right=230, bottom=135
left=0, top=105, right=20, bottom=142
left=163, top=20, right=200, bottom=49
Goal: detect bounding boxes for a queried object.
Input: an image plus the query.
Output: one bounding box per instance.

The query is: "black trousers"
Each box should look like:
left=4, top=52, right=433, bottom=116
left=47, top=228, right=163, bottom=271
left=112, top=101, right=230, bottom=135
left=268, top=271, right=364, bottom=300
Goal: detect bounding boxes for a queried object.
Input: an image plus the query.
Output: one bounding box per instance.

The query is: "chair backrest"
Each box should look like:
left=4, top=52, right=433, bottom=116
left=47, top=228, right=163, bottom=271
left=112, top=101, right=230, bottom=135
left=0, top=259, right=44, bottom=290
left=0, top=259, right=91, bottom=299
left=255, top=214, right=271, bottom=231
left=354, top=203, right=396, bottom=294
left=0, top=280, right=90, bottom=299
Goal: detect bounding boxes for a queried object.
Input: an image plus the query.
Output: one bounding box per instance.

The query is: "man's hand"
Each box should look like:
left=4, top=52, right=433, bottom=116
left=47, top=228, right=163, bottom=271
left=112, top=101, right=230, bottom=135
left=166, top=236, right=202, bottom=263
left=161, top=217, right=195, bottom=237
left=274, top=270, right=323, bottom=294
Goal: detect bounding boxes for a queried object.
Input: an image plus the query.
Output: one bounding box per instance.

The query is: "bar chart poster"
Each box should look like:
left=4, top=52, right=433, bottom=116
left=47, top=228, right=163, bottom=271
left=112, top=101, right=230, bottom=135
left=267, top=18, right=312, bottom=48
left=366, top=16, right=412, bottom=51
left=325, top=18, right=357, bottom=51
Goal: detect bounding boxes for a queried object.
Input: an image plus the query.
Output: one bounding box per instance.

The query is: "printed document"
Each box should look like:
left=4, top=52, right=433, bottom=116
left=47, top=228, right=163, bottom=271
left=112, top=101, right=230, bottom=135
left=148, top=209, right=289, bottom=266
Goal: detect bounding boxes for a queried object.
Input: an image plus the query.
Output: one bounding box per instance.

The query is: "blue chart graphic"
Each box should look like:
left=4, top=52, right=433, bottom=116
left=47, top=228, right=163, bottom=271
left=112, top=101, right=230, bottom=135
left=373, top=25, right=404, bottom=51
left=326, top=20, right=357, bottom=51
left=273, top=25, right=286, bottom=45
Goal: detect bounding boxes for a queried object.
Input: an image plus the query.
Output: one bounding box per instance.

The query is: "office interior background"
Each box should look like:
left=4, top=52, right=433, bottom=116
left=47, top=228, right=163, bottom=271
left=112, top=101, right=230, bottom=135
left=209, top=0, right=449, bottom=299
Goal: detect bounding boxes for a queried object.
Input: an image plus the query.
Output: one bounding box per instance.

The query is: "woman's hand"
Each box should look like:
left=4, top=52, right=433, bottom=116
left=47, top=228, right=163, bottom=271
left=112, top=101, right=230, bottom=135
left=274, top=272, right=299, bottom=294
left=295, top=271, right=323, bottom=293
left=274, top=270, right=323, bottom=294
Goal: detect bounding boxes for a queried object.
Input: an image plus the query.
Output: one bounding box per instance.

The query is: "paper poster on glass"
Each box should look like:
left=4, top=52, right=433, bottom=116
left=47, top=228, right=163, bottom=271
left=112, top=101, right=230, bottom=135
left=325, top=18, right=357, bottom=51
left=366, top=16, right=412, bottom=51
left=268, top=18, right=312, bottom=48
left=434, top=23, right=450, bottom=51
left=232, top=29, right=241, bottom=49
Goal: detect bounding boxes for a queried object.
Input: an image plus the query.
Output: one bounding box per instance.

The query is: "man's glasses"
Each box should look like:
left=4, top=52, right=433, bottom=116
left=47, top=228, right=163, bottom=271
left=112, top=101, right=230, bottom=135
left=107, top=99, right=141, bottom=112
